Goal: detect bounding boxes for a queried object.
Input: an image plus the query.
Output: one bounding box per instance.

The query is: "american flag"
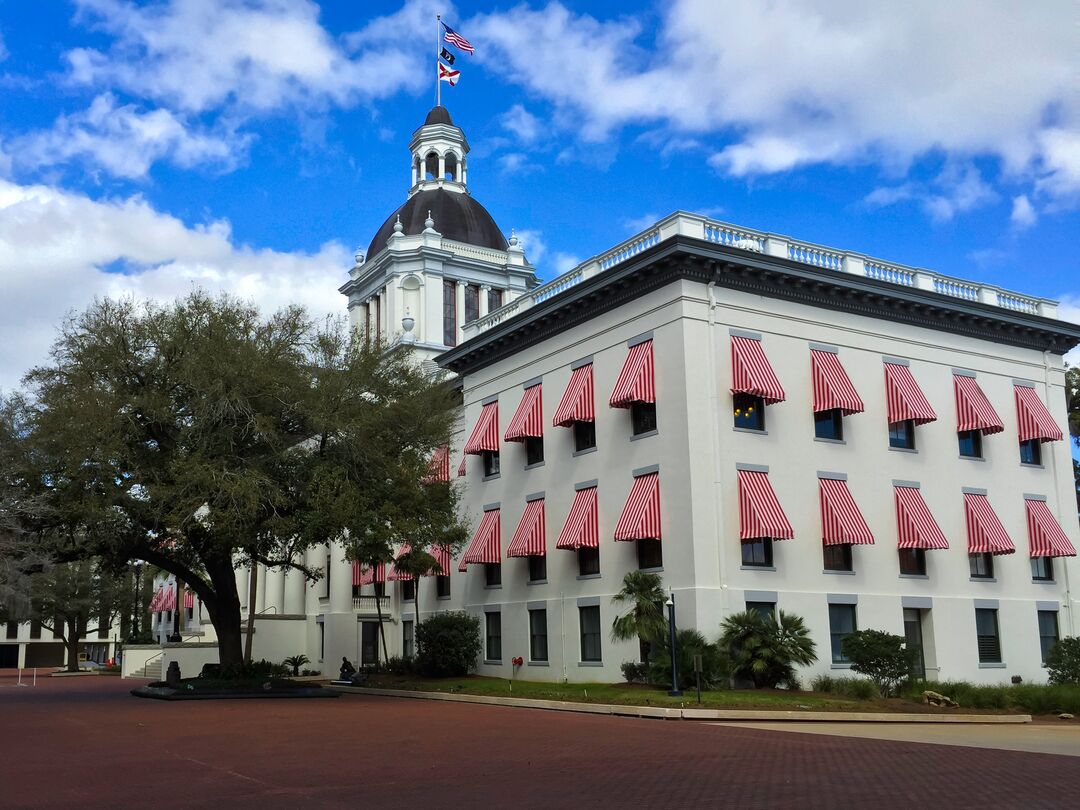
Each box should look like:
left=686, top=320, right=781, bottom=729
left=442, top=22, right=475, bottom=54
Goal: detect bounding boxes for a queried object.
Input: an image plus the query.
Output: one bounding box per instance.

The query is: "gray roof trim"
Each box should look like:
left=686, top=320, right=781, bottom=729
left=952, top=368, right=977, bottom=378
left=1013, top=379, right=1036, bottom=388
left=827, top=593, right=858, bottom=605
left=744, top=590, right=778, bottom=603
left=577, top=596, right=602, bottom=607
left=882, top=356, right=910, bottom=367
left=570, top=355, right=594, bottom=370
left=526, top=491, right=545, bottom=503
left=892, top=480, right=920, bottom=489
left=633, top=464, right=660, bottom=477
left=809, top=342, right=839, bottom=354
left=729, top=328, right=762, bottom=341
left=481, top=393, right=499, bottom=406
left=575, top=479, right=599, bottom=491
left=736, top=463, right=769, bottom=473
left=436, top=234, right=1080, bottom=376
left=1023, top=493, right=1047, bottom=502
left=974, top=598, right=999, bottom=610
left=961, top=487, right=987, bottom=496
left=522, top=376, right=542, bottom=389
left=483, top=502, right=501, bottom=511
left=902, top=596, right=932, bottom=610
left=628, top=331, right=653, bottom=348
left=817, top=471, right=847, bottom=481
left=527, top=600, right=547, bottom=611
left=1036, top=600, right=1060, bottom=612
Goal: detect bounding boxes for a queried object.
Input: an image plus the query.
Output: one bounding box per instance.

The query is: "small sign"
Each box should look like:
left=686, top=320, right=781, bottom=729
left=693, top=654, right=703, bottom=673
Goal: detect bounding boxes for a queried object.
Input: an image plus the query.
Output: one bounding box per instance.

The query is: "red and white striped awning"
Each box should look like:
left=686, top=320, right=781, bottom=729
left=504, top=384, right=543, bottom=441
left=183, top=589, right=195, bottom=609
left=507, top=498, right=546, bottom=557
left=884, top=362, right=937, bottom=425
left=894, top=485, right=949, bottom=550
left=463, top=401, right=499, bottom=455
left=609, top=340, right=655, bottom=408
left=457, top=456, right=466, bottom=477
left=731, top=336, right=785, bottom=405
left=161, top=585, right=177, bottom=611
left=1015, top=386, right=1063, bottom=443
left=964, top=492, right=1014, bottom=555
left=461, top=508, right=501, bottom=566
left=811, top=349, right=864, bottom=415
left=556, top=486, right=599, bottom=550
left=737, top=469, right=794, bottom=542
left=1026, top=498, right=1076, bottom=558
left=149, top=586, right=165, bottom=612
left=430, top=544, right=452, bottom=575
left=388, top=544, right=413, bottom=581
left=819, top=477, right=874, bottom=546
left=954, top=375, right=1004, bottom=434
left=424, top=446, right=451, bottom=483
left=553, top=364, right=595, bottom=426
left=614, top=472, right=661, bottom=542
left=353, top=561, right=387, bottom=586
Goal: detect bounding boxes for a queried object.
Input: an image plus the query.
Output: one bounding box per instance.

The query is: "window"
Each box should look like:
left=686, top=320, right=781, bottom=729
left=958, top=429, right=982, bottom=458
left=975, top=608, right=1001, bottom=663
left=401, top=580, right=416, bottom=601
left=464, top=283, right=480, bottom=323
left=573, top=420, right=596, bottom=452
left=742, top=538, right=773, bottom=568
left=888, top=420, right=915, bottom=450
left=733, top=393, right=765, bottom=431
left=184, top=607, right=193, bottom=625
left=579, top=605, right=602, bottom=662
left=1031, top=556, right=1054, bottom=582
left=317, top=622, right=325, bottom=660
left=828, top=603, right=857, bottom=663
left=823, top=544, right=852, bottom=572
left=374, top=581, right=385, bottom=598
left=29, top=619, right=41, bottom=639
left=525, top=436, right=544, bottom=466
left=402, top=620, right=414, bottom=659
left=442, top=280, right=457, bottom=347
left=324, top=554, right=331, bottom=599
left=1019, top=439, right=1041, bottom=465
left=436, top=575, right=451, bottom=598
left=487, top=288, right=503, bottom=311
left=529, top=608, right=548, bottom=662
left=631, top=401, right=657, bottom=436
left=637, top=538, right=663, bottom=570
left=1038, top=610, right=1059, bottom=664
left=898, top=548, right=927, bottom=576
left=352, top=583, right=361, bottom=599
left=483, top=450, right=500, bottom=477
left=485, top=612, right=502, bottom=661
left=6, top=620, right=18, bottom=639
left=746, top=601, right=776, bottom=620
left=484, top=563, right=502, bottom=587
left=578, top=546, right=600, bottom=576
left=528, top=555, right=547, bottom=582
left=969, top=553, right=994, bottom=579
left=814, top=409, right=843, bottom=440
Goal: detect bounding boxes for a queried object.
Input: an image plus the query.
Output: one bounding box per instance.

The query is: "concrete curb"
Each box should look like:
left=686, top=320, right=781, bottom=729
left=336, top=686, right=1032, bottom=724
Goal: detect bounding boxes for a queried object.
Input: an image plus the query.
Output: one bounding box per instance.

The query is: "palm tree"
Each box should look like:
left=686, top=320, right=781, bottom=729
left=720, top=609, right=817, bottom=689
left=610, top=571, right=667, bottom=661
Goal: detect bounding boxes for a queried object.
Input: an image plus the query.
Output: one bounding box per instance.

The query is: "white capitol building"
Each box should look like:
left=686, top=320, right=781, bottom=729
left=124, top=104, right=1080, bottom=686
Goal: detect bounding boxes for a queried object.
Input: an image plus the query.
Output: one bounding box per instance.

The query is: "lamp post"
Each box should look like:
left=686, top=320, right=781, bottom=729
left=666, top=593, right=682, bottom=697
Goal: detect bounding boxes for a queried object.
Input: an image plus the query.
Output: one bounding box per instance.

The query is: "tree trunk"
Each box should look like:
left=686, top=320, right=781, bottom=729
left=244, top=563, right=258, bottom=664
left=374, top=586, right=389, bottom=667
left=65, top=617, right=79, bottom=673
left=202, top=555, right=244, bottom=668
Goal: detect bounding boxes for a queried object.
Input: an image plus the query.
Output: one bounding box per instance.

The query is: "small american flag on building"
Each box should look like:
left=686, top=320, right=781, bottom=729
left=442, top=22, right=475, bottom=54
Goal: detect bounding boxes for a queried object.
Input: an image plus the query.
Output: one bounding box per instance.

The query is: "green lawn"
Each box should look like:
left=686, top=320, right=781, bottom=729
left=364, top=674, right=877, bottom=711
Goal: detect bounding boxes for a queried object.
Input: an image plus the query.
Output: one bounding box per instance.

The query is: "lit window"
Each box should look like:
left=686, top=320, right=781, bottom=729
left=733, top=393, right=765, bottom=431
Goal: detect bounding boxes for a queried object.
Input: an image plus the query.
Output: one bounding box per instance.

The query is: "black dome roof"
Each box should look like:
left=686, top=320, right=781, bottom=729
left=423, top=105, right=454, bottom=126
left=367, top=189, right=508, bottom=258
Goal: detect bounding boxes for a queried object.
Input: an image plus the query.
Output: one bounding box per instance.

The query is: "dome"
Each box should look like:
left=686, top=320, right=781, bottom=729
left=423, top=105, right=454, bottom=126
left=366, top=188, right=508, bottom=258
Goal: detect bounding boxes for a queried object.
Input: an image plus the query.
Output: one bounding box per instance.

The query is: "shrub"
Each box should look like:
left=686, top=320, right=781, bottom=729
left=649, top=628, right=726, bottom=690
left=211, top=658, right=289, bottom=680
left=1046, top=637, right=1080, bottom=685
left=719, top=610, right=817, bottom=689
left=415, top=612, right=482, bottom=677
left=300, top=669, right=320, bottom=677
left=283, top=654, right=310, bottom=676
left=841, top=629, right=917, bottom=697
left=621, top=661, right=649, bottom=684
left=384, top=655, right=414, bottom=675
left=899, top=680, right=1080, bottom=715
left=810, top=674, right=877, bottom=700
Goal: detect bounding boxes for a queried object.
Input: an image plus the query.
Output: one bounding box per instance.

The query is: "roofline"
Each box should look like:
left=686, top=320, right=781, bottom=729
left=437, top=234, right=1080, bottom=376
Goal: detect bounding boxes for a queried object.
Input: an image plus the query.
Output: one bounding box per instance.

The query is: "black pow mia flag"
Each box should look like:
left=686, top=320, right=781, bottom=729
left=440, top=47, right=456, bottom=65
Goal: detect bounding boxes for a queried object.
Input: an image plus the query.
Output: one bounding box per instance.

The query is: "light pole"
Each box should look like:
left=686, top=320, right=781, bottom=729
left=666, top=593, right=682, bottom=697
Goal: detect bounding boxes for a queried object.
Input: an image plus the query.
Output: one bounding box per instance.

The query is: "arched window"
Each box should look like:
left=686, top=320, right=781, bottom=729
left=444, top=153, right=458, bottom=181
left=424, top=152, right=439, bottom=181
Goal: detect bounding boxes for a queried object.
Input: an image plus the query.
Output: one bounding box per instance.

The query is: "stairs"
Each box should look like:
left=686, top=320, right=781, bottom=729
left=133, top=660, right=162, bottom=681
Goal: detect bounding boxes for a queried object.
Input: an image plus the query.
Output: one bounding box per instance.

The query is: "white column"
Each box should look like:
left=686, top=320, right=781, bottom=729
left=284, top=569, right=306, bottom=615
left=269, top=567, right=286, bottom=614
left=236, top=564, right=249, bottom=612
left=411, top=156, right=418, bottom=187
left=455, top=280, right=467, bottom=344
left=393, top=283, right=405, bottom=338
left=461, top=161, right=467, bottom=185
left=438, top=154, right=446, bottom=180
left=255, top=563, right=267, bottom=614
left=330, top=546, right=352, bottom=615
left=479, top=285, right=491, bottom=318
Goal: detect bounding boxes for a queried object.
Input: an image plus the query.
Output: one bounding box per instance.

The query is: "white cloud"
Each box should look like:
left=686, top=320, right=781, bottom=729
left=501, top=104, right=543, bottom=144
left=1058, top=295, right=1080, bottom=367
left=10, top=94, right=248, bottom=179
left=471, top=0, right=1079, bottom=204
left=1010, top=195, right=1037, bottom=230
left=0, top=178, right=349, bottom=393
left=864, top=164, right=996, bottom=222
left=623, top=212, right=661, bottom=233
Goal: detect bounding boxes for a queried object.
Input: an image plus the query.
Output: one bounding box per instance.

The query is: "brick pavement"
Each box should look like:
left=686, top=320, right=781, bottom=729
left=1, top=670, right=1077, bottom=809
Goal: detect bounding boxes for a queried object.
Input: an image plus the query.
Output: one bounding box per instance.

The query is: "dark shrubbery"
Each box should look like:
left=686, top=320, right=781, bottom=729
left=206, top=658, right=290, bottom=680
left=719, top=610, right=817, bottom=689
left=384, top=655, right=414, bottom=675
left=899, top=680, right=1080, bottom=715
left=649, top=628, right=726, bottom=690
left=841, top=629, right=917, bottom=697
left=620, top=661, right=649, bottom=684
left=810, top=674, right=878, bottom=700
left=1046, top=637, right=1080, bottom=685
left=415, top=612, right=482, bottom=677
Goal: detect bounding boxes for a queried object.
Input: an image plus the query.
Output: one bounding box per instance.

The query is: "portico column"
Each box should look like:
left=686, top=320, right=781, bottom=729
left=479, top=285, right=491, bottom=318
left=269, top=567, right=286, bottom=614
left=254, top=563, right=267, bottom=614
left=456, top=280, right=467, bottom=344
left=283, top=569, right=306, bottom=615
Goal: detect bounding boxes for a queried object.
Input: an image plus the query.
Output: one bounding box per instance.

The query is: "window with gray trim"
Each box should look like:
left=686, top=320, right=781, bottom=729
left=402, top=620, right=414, bottom=659
left=528, top=555, right=547, bottom=582
left=1031, top=556, right=1053, bottom=582
left=958, top=430, right=982, bottom=458
left=888, top=420, right=915, bottom=450
left=436, top=575, right=451, bottom=598
left=631, top=401, right=657, bottom=435
left=485, top=611, right=502, bottom=661
left=814, top=409, right=843, bottom=440
left=898, top=548, right=926, bottom=576
left=969, top=553, right=994, bottom=579
left=442, top=280, right=457, bottom=347
left=573, top=420, right=596, bottom=451
left=1038, top=610, right=1059, bottom=664
left=746, top=601, right=775, bottom=620
left=733, top=393, right=765, bottom=431
left=484, top=563, right=502, bottom=587
left=828, top=603, right=857, bottom=663
left=529, top=608, right=548, bottom=662
left=579, top=605, right=602, bottom=662
left=975, top=608, right=1001, bottom=663
left=742, top=538, right=773, bottom=567
left=1019, top=439, right=1041, bottom=465
left=578, top=546, right=600, bottom=576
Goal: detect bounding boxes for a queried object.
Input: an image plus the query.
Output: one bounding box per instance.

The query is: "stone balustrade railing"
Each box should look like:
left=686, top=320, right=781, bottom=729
left=462, top=211, right=1057, bottom=339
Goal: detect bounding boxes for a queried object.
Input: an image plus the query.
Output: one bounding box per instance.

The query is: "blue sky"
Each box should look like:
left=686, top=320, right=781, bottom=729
left=0, top=1, right=1077, bottom=393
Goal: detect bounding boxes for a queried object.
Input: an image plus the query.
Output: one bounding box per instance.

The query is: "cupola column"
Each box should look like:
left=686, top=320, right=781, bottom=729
left=438, top=154, right=446, bottom=181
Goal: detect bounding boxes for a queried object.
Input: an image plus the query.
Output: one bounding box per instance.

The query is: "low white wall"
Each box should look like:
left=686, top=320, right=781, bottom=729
left=121, top=645, right=162, bottom=678
left=250, top=615, right=308, bottom=666
left=161, top=642, right=220, bottom=680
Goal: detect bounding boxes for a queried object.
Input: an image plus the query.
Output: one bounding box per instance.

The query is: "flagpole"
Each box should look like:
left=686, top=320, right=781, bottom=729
left=436, top=13, right=441, bottom=108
